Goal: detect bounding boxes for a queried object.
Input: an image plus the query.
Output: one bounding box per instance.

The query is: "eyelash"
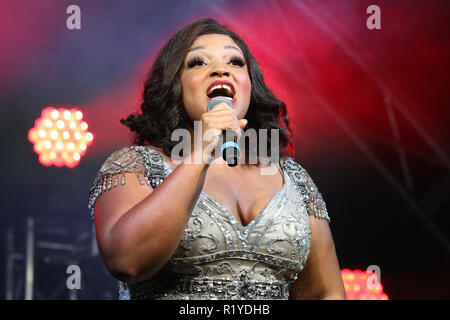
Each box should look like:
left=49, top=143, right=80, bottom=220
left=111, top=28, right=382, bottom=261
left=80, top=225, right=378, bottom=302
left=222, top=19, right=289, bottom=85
left=187, top=56, right=246, bottom=68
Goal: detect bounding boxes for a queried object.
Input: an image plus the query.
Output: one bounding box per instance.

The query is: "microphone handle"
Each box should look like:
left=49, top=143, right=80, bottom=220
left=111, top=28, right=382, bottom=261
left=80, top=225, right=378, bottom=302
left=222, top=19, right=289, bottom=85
left=206, top=96, right=240, bottom=167
left=221, top=130, right=239, bottom=167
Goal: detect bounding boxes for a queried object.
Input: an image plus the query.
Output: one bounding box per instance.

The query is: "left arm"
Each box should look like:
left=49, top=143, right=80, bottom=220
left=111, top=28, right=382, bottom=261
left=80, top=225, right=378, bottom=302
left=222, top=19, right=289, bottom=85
left=289, top=215, right=346, bottom=300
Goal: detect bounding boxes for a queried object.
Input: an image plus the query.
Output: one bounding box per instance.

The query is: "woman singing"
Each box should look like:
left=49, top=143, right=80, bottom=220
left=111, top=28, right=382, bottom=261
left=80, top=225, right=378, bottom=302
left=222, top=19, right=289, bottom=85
left=88, top=18, right=345, bottom=300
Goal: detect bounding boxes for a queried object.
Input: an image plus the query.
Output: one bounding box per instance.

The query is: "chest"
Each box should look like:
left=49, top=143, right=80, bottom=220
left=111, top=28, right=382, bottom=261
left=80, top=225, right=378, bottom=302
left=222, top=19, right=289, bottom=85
left=202, top=162, right=285, bottom=227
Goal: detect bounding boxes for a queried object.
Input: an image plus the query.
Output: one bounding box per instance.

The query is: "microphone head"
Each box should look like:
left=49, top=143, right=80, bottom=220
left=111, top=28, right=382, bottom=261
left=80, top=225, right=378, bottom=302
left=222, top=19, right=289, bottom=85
left=206, top=96, right=233, bottom=112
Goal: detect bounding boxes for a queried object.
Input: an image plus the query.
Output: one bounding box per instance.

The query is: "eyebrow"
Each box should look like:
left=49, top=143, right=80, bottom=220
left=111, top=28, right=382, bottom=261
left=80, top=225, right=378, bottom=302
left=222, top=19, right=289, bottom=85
left=188, top=45, right=243, bottom=55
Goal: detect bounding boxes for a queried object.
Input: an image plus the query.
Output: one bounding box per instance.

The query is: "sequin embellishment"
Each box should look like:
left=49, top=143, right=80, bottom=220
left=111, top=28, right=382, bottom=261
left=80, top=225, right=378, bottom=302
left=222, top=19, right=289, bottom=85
left=87, top=146, right=330, bottom=299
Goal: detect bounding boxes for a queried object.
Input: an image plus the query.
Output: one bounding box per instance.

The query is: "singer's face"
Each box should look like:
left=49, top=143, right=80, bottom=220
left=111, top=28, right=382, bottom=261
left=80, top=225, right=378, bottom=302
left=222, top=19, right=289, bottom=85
left=180, top=34, right=251, bottom=122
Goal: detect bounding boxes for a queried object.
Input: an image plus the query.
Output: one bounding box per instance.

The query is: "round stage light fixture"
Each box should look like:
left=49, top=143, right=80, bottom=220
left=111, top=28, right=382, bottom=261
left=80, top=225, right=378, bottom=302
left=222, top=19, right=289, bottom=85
left=341, top=268, right=389, bottom=300
left=28, top=106, right=94, bottom=168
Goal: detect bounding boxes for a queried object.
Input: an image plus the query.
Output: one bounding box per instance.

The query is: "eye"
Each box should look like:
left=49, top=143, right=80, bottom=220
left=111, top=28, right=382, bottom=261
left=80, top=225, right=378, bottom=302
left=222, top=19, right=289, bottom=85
left=187, top=57, right=206, bottom=68
left=230, top=56, right=245, bottom=67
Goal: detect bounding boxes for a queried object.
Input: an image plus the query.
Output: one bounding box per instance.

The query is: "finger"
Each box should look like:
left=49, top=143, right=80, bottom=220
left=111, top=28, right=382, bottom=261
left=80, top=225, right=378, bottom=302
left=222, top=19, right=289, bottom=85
left=211, top=109, right=238, bottom=122
left=232, top=123, right=242, bottom=139
left=209, top=102, right=231, bottom=112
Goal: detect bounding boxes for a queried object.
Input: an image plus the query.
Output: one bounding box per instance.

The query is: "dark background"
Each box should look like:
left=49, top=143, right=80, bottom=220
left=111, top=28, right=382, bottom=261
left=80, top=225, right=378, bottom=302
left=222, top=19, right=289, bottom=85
left=1, top=0, right=449, bottom=299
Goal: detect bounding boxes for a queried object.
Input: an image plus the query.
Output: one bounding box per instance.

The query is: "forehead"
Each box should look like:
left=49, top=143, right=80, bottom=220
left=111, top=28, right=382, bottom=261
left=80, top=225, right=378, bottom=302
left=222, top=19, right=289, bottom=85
left=189, top=33, right=239, bottom=49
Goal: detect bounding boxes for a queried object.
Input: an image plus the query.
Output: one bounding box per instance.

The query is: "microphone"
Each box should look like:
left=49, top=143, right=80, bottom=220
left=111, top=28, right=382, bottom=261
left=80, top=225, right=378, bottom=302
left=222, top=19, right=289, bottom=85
left=206, top=96, right=240, bottom=167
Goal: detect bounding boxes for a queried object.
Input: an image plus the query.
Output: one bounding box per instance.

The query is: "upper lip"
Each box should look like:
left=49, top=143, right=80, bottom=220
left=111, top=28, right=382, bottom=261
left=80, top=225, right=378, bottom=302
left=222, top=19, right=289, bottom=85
left=206, top=80, right=235, bottom=98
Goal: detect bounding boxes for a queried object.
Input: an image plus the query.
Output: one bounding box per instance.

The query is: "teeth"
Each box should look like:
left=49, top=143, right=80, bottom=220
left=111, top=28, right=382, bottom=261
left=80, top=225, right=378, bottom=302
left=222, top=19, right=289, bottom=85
left=207, top=84, right=234, bottom=96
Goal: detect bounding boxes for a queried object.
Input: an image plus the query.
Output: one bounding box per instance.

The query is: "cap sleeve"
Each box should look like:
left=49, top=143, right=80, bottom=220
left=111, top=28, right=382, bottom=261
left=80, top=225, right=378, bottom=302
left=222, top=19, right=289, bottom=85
left=302, top=166, right=330, bottom=223
left=282, top=157, right=330, bottom=223
left=87, top=146, right=152, bottom=221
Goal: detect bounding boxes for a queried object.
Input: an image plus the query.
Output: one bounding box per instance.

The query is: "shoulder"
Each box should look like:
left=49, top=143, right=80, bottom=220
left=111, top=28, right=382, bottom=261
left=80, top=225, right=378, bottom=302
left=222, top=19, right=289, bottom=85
left=280, top=156, right=315, bottom=186
left=281, top=156, right=330, bottom=223
left=96, top=145, right=160, bottom=174
left=87, top=145, right=164, bottom=221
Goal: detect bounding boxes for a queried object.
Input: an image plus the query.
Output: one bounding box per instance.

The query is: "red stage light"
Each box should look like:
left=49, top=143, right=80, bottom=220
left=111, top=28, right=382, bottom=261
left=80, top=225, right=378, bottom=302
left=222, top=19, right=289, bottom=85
left=341, top=268, right=389, bottom=300
left=28, top=106, right=94, bottom=168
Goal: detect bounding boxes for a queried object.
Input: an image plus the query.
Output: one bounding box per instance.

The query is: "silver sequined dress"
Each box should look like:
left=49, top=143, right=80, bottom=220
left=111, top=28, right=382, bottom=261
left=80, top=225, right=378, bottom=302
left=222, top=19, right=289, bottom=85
left=88, top=146, right=330, bottom=300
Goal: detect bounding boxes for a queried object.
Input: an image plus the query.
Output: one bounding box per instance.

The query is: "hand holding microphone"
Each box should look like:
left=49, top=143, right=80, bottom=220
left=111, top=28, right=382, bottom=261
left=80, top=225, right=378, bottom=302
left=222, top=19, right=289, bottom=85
left=197, top=96, right=247, bottom=166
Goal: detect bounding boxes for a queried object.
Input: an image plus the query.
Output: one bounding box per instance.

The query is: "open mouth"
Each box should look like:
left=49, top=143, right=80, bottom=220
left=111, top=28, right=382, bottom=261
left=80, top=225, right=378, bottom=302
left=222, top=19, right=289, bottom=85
left=206, top=82, right=236, bottom=102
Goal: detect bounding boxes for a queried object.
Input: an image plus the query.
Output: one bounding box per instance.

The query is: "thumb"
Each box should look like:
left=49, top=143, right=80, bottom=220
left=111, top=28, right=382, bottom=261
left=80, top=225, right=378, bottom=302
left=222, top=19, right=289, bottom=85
left=239, top=119, right=248, bottom=129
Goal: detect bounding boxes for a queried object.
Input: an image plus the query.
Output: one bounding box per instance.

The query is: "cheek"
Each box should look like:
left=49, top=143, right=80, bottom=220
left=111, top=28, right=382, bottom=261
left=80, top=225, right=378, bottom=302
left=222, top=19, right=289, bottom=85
left=239, top=75, right=252, bottom=107
left=237, top=76, right=252, bottom=118
left=181, top=77, right=192, bottom=101
left=181, top=74, right=205, bottom=120
left=181, top=75, right=197, bottom=109
left=241, top=78, right=251, bottom=98
left=182, top=73, right=203, bottom=97
left=237, top=70, right=251, bottom=97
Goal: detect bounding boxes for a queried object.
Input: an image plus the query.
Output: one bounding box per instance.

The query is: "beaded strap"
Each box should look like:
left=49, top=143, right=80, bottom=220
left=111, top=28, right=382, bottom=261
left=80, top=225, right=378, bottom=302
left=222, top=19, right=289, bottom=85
left=87, top=146, right=167, bottom=222
left=281, top=158, right=330, bottom=223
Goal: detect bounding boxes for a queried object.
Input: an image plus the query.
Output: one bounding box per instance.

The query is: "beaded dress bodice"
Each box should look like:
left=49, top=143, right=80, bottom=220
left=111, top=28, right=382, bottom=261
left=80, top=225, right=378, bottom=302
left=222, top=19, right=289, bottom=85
left=88, top=146, right=330, bottom=300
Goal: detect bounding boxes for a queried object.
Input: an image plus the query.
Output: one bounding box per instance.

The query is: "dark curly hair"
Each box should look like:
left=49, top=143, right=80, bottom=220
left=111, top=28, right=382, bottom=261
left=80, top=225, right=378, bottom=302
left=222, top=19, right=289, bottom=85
left=121, top=17, right=294, bottom=162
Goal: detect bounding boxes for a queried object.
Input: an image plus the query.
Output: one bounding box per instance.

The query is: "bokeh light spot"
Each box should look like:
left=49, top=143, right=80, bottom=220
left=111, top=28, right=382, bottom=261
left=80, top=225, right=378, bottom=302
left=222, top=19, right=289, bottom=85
left=28, top=106, right=94, bottom=168
left=341, top=268, right=389, bottom=300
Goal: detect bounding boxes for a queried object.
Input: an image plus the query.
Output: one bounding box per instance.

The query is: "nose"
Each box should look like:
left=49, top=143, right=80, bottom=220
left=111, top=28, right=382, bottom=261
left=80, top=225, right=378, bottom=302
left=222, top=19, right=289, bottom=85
left=209, top=64, right=230, bottom=78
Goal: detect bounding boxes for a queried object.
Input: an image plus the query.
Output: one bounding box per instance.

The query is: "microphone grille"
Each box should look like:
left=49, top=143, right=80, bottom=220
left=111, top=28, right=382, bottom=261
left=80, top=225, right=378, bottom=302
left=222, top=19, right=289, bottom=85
left=206, top=96, right=233, bottom=112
